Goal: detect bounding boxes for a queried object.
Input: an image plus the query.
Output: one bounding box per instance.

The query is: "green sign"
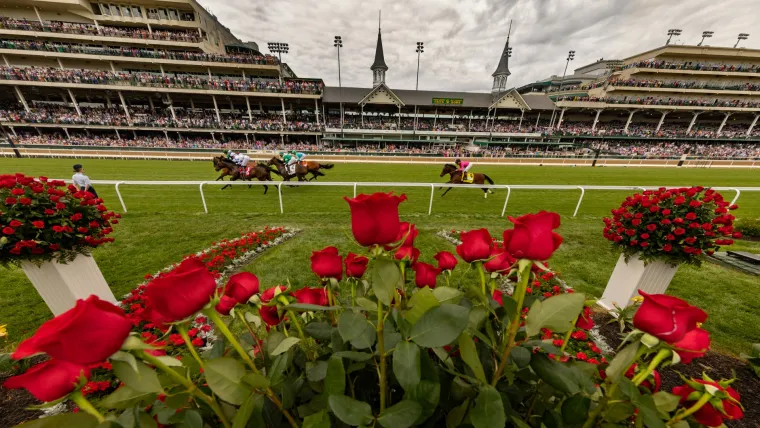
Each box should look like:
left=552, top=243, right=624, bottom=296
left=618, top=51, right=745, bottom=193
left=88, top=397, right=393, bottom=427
left=432, top=98, right=464, bottom=105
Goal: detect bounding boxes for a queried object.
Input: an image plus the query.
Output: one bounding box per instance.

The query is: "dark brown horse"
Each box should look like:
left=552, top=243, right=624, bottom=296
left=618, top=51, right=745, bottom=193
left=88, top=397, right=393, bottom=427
left=439, top=164, right=495, bottom=198
left=267, top=157, right=309, bottom=182
left=213, top=156, right=280, bottom=193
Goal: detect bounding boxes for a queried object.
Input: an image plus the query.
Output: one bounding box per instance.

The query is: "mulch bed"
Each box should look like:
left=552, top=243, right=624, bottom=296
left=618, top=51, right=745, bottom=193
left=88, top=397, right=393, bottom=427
left=593, top=312, right=760, bottom=428
left=0, top=373, right=44, bottom=428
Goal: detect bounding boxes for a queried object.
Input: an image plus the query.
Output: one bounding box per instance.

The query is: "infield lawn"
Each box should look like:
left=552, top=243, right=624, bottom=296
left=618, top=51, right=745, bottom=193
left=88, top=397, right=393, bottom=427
left=1, top=158, right=759, bottom=355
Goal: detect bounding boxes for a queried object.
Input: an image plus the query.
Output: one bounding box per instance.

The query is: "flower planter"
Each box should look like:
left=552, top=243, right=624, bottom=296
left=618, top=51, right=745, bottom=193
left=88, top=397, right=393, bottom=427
left=21, top=254, right=116, bottom=316
left=599, top=254, right=679, bottom=310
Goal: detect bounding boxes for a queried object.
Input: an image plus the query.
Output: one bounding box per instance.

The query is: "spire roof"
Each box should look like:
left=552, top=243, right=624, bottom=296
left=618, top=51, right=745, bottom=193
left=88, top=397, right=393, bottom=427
left=492, top=20, right=512, bottom=77
left=371, top=29, right=388, bottom=71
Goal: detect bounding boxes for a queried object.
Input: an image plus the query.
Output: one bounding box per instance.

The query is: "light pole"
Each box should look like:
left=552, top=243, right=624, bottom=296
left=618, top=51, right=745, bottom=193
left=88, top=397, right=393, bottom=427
left=414, top=42, right=424, bottom=131
left=267, top=42, right=289, bottom=84
left=735, top=33, right=750, bottom=48
left=333, top=36, right=344, bottom=131
left=558, top=50, right=575, bottom=91
left=666, top=29, right=682, bottom=45
left=697, top=31, right=713, bottom=46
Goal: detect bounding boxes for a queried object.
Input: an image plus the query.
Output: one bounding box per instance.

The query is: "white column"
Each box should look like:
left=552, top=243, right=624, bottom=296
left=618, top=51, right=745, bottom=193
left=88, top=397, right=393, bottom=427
left=592, top=109, right=603, bottom=131
left=717, top=112, right=732, bottom=135
left=115, top=129, right=121, bottom=140
left=433, top=108, right=438, bottom=128
left=686, top=111, right=702, bottom=134
left=451, top=109, right=455, bottom=125
left=56, top=58, right=65, bottom=70
left=229, top=98, right=234, bottom=112
left=109, top=61, right=116, bottom=73
left=189, top=98, right=195, bottom=110
left=490, top=108, right=498, bottom=132
left=655, top=111, right=669, bottom=132
left=258, top=101, right=263, bottom=112
left=159, top=64, right=165, bottom=76
left=315, top=99, right=320, bottom=126
left=535, top=112, right=541, bottom=128
left=557, top=108, right=567, bottom=129
left=147, top=23, right=152, bottom=35
left=468, top=109, right=473, bottom=131
left=212, top=96, right=221, bottom=123
left=746, top=114, right=760, bottom=136
left=63, top=128, right=70, bottom=139
left=93, top=20, right=100, bottom=32
left=518, top=109, right=524, bottom=130
left=246, top=97, right=253, bottom=121
left=117, top=91, right=130, bottom=121
left=67, top=89, right=82, bottom=116
left=280, top=98, right=287, bottom=123
left=207, top=67, right=212, bottom=79
left=105, top=94, right=113, bottom=108
left=398, top=105, right=402, bottom=129
left=148, top=97, right=155, bottom=110
left=164, top=130, right=170, bottom=144
left=624, top=109, right=638, bottom=133
left=33, top=6, right=44, bottom=25
left=14, top=87, right=30, bottom=112
left=166, top=95, right=177, bottom=122
left=2, top=55, right=9, bottom=66
left=361, top=104, right=364, bottom=127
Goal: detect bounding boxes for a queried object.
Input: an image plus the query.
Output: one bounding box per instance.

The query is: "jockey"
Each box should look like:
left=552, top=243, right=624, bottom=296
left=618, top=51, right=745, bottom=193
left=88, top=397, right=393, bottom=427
left=455, top=159, right=472, bottom=179
left=236, top=153, right=251, bottom=176
left=286, top=150, right=302, bottom=173
left=226, top=150, right=236, bottom=162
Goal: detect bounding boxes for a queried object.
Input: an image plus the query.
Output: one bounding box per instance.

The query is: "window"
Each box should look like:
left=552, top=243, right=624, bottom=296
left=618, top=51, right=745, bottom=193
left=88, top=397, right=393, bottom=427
left=91, top=2, right=102, bottom=15
left=168, top=9, right=178, bottom=20
left=158, top=8, right=168, bottom=19
left=147, top=8, right=158, bottom=19
left=121, top=5, right=131, bottom=17
left=101, top=3, right=111, bottom=15
left=180, top=12, right=195, bottom=21
left=131, top=6, right=142, bottom=18
left=110, top=4, right=120, bottom=16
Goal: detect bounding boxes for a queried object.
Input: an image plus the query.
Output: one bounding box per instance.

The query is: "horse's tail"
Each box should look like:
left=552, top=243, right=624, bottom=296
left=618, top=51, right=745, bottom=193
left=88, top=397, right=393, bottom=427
left=320, top=163, right=335, bottom=169
left=483, top=174, right=494, bottom=185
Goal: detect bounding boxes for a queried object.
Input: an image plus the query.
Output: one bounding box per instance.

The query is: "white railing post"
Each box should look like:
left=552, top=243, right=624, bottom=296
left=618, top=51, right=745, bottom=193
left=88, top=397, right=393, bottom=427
left=730, top=188, right=741, bottom=206
left=428, top=184, right=434, bottom=215
left=199, top=183, right=208, bottom=214
left=277, top=183, right=284, bottom=214
left=114, top=181, right=127, bottom=213
left=573, top=186, right=585, bottom=217
left=501, top=186, right=512, bottom=217
left=353, top=183, right=357, bottom=198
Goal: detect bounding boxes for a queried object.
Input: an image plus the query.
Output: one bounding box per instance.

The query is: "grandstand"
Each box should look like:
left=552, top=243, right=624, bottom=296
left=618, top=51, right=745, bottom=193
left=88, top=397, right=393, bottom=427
left=0, top=2, right=758, bottom=162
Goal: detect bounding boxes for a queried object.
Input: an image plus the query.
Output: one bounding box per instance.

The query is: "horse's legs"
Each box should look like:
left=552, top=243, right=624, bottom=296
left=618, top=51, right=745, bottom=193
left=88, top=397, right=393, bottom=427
left=441, top=187, right=454, bottom=197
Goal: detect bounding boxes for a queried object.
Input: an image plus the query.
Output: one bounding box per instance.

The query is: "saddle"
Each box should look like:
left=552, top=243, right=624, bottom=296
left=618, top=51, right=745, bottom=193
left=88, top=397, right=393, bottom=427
left=461, top=172, right=474, bottom=183
left=287, top=164, right=297, bottom=175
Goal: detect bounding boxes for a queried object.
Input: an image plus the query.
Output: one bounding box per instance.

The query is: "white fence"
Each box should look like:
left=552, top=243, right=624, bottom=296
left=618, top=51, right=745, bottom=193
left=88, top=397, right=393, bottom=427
left=77, top=180, right=755, bottom=217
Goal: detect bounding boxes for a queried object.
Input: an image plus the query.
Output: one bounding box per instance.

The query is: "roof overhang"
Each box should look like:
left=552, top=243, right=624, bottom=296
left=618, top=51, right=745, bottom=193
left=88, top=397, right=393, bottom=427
left=358, top=83, right=406, bottom=108
left=489, top=88, right=531, bottom=111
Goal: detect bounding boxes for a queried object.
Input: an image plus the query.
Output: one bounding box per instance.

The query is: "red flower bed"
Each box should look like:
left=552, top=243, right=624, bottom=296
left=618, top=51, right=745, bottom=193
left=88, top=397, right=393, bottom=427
left=0, top=173, right=119, bottom=265
left=603, top=187, right=738, bottom=265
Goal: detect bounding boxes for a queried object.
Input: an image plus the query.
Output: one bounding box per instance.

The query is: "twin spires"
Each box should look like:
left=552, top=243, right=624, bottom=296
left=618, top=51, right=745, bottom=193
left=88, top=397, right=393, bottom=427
left=371, top=11, right=388, bottom=86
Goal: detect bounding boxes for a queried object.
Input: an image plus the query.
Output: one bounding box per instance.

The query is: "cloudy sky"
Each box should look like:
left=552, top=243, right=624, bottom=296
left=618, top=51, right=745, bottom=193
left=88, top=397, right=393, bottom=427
left=200, top=0, right=759, bottom=93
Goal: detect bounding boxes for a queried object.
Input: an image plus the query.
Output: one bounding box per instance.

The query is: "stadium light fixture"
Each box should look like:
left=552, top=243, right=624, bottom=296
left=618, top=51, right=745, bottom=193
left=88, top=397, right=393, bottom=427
left=697, top=31, right=713, bottom=46
left=267, top=42, right=289, bottom=84
left=735, top=33, right=750, bottom=48
left=558, top=50, right=575, bottom=92
left=415, top=42, right=424, bottom=91
left=334, top=36, right=344, bottom=131
left=666, top=29, right=682, bottom=45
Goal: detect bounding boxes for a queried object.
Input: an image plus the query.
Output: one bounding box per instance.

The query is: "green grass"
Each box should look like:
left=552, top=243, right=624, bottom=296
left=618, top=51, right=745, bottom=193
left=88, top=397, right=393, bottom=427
left=1, top=158, right=759, bottom=356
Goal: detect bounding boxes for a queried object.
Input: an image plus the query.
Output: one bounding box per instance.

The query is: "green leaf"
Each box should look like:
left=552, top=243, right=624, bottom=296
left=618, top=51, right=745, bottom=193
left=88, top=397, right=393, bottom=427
left=561, top=394, right=591, bottom=424
left=121, top=335, right=161, bottom=351
left=112, top=360, right=163, bottom=394
left=469, top=386, right=506, bottom=428
left=155, top=356, right=183, bottom=367
left=525, top=292, right=586, bottom=337
left=446, top=398, right=470, bottom=428
left=242, top=373, right=270, bottom=389
left=305, top=321, right=333, bottom=340
left=652, top=391, right=681, bottom=413
left=204, top=357, right=249, bottom=405
left=328, top=395, right=374, bottom=426
left=110, top=351, right=138, bottom=373
left=377, top=400, right=422, bottom=428
left=180, top=410, right=203, bottom=428
left=100, top=386, right=156, bottom=409
left=324, top=356, right=346, bottom=396
left=338, top=311, right=370, bottom=341
left=15, top=413, right=99, bottom=428
left=284, top=303, right=340, bottom=311
left=408, top=380, right=440, bottom=424
left=393, top=341, right=421, bottom=392
left=355, top=297, right=377, bottom=313
left=349, top=323, right=377, bottom=349
left=333, top=351, right=373, bottom=361
left=433, top=286, right=463, bottom=304
left=306, top=361, right=329, bottom=382
left=372, top=257, right=401, bottom=306
left=458, top=332, right=486, bottom=383
left=530, top=354, right=580, bottom=395
left=302, top=410, right=332, bottom=428
left=231, top=393, right=258, bottom=428
left=669, top=421, right=690, bottom=428
left=244, top=311, right=262, bottom=327
left=269, top=354, right=289, bottom=387
left=604, top=402, right=636, bottom=423
left=499, top=294, right=518, bottom=321
left=634, top=394, right=667, bottom=428
left=606, top=342, right=640, bottom=382
left=405, top=287, right=440, bottom=325
left=272, top=337, right=301, bottom=355
left=511, top=346, right=532, bottom=368
left=410, top=304, right=470, bottom=348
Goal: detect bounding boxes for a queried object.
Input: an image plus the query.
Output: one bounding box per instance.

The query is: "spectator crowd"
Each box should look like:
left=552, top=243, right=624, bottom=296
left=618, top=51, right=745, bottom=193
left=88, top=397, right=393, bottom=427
left=0, top=17, right=202, bottom=42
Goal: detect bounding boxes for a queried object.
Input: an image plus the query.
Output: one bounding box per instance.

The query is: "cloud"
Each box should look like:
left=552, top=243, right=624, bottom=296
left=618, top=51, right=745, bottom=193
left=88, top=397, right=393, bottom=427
left=201, top=0, right=758, bottom=92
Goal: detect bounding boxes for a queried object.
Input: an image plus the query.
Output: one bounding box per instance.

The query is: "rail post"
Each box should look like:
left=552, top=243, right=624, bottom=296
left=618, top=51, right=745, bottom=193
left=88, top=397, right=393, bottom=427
left=573, top=186, right=585, bottom=217
left=730, top=188, right=741, bottom=206
left=353, top=182, right=357, bottom=198
left=277, top=183, right=284, bottom=214
left=428, top=184, right=434, bottom=215
left=199, top=182, right=208, bottom=214
left=501, top=186, right=512, bottom=217
left=114, top=181, right=127, bottom=213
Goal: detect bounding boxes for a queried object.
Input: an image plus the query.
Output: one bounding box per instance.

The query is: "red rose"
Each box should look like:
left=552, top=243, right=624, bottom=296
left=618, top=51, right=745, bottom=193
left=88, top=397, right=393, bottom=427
left=685, top=212, right=697, bottom=220
left=44, top=209, right=55, bottom=215
left=575, top=306, right=594, bottom=330
left=4, top=197, right=17, bottom=205
left=631, top=219, right=642, bottom=226
left=77, top=227, right=89, bottom=233
left=394, top=246, right=420, bottom=264
left=645, top=224, right=657, bottom=231
left=672, top=380, right=743, bottom=427
left=632, top=291, right=707, bottom=343
left=19, top=197, right=32, bottom=205
left=52, top=225, right=65, bottom=233
left=661, top=219, right=671, bottom=225
left=261, top=285, right=287, bottom=303
left=223, top=272, right=260, bottom=304
left=503, top=211, right=563, bottom=261
left=492, top=290, right=503, bottom=306
left=70, top=213, right=83, bottom=221
left=55, top=202, right=66, bottom=210
left=13, top=296, right=132, bottom=364
left=639, top=370, right=662, bottom=393
left=259, top=306, right=283, bottom=326
left=672, top=328, right=710, bottom=363
left=143, top=258, right=217, bottom=324
left=483, top=244, right=516, bottom=273
left=456, top=229, right=493, bottom=263
left=434, top=251, right=458, bottom=271
left=310, top=246, right=343, bottom=280
left=395, top=222, right=418, bottom=247
left=413, top=262, right=441, bottom=288
left=49, top=244, right=60, bottom=251
left=9, top=220, right=22, bottom=227
left=3, top=359, right=90, bottom=402
left=344, top=192, right=407, bottom=247
left=732, top=232, right=742, bottom=239
left=215, top=295, right=238, bottom=316
left=673, top=196, right=686, bottom=205
left=344, top=252, right=369, bottom=278
left=674, top=228, right=686, bottom=236
left=640, top=233, right=650, bottom=240
left=10, top=188, right=24, bottom=195
left=292, top=287, right=329, bottom=306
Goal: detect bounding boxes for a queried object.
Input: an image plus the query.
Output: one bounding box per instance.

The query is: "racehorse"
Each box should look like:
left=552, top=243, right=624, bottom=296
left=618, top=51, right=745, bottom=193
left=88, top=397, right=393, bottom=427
left=439, top=164, right=496, bottom=198
left=213, top=156, right=280, bottom=193
left=267, top=157, right=309, bottom=182
left=302, top=161, right=335, bottom=181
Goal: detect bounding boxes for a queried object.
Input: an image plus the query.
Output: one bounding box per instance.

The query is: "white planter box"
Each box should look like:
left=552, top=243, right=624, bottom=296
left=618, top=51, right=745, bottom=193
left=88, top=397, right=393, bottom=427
left=21, top=254, right=117, bottom=316
left=599, top=254, right=679, bottom=311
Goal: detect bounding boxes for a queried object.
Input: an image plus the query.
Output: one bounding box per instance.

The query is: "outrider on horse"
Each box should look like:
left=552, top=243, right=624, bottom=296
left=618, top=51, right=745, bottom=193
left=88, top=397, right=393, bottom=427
left=212, top=156, right=280, bottom=193
left=439, top=163, right=496, bottom=198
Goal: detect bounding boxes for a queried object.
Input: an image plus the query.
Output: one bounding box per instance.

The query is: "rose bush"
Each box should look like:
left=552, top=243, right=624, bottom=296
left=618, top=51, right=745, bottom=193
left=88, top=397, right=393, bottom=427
left=603, top=186, right=738, bottom=265
left=0, top=173, right=119, bottom=265
left=1, top=194, right=741, bottom=428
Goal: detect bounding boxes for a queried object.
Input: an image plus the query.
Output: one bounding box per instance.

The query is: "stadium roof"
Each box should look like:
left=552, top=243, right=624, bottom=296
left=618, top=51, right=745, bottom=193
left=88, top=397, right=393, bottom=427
left=371, top=29, right=389, bottom=71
